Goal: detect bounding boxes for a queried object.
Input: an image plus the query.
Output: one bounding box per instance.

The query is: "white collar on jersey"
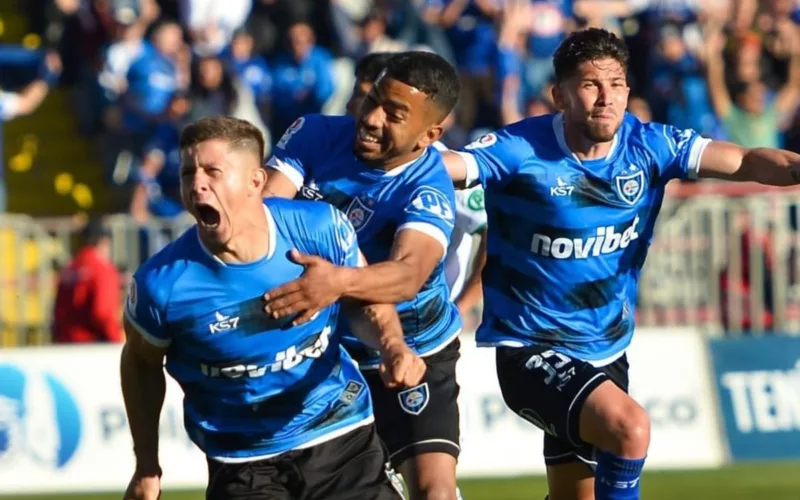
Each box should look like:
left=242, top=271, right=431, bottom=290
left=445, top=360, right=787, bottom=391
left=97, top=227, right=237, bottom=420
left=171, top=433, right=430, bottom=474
left=552, top=113, right=619, bottom=164
left=196, top=204, right=277, bottom=265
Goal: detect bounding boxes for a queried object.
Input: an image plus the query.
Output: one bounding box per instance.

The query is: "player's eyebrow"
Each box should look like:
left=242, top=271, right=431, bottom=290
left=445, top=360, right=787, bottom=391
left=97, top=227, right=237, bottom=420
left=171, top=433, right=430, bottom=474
left=385, top=98, right=410, bottom=113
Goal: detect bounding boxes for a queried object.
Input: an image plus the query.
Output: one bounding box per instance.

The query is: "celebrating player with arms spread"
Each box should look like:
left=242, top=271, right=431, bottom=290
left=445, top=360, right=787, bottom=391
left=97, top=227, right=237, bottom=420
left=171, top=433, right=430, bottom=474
left=443, top=28, right=800, bottom=500
left=120, top=116, right=425, bottom=500
left=262, top=51, right=463, bottom=500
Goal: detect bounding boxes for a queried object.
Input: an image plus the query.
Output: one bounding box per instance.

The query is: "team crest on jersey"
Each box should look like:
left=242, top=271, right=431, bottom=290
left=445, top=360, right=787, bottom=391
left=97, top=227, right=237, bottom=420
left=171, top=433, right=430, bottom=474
left=346, top=196, right=375, bottom=232
left=398, top=382, right=429, bottom=415
left=614, top=168, right=645, bottom=206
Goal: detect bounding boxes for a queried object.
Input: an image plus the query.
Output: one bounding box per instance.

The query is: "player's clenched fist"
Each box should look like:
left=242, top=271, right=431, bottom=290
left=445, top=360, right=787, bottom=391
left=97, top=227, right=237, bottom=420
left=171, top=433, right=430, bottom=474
left=123, top=474, right=161, bottom=500
left=379, top=342, right=427, bottom=389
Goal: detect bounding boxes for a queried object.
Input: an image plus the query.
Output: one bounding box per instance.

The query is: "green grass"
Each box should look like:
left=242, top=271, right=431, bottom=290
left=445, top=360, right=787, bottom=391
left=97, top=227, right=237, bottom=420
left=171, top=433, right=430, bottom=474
left=7, top=462, right=800, bottom=500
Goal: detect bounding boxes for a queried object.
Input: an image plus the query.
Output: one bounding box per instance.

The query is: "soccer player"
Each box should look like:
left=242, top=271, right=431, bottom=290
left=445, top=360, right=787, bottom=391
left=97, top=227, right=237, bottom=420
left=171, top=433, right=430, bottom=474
left=120, top=116, right=426, bottom=500
left=261, top=51, right=463, bottom=500
left=442, top=28, right=800, bottom=500
left=346, top=51, right=488, bottom=322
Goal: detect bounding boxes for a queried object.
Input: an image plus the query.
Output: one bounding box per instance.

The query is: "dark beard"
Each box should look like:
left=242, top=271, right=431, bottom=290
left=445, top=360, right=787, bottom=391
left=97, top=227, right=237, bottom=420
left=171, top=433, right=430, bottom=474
left=580, top=120, right=617, bottom=143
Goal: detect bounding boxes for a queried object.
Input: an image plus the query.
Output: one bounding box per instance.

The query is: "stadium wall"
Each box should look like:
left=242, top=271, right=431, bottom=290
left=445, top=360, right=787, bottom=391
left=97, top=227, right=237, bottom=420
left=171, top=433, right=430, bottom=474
left=0, top=329, right=769, bottom=495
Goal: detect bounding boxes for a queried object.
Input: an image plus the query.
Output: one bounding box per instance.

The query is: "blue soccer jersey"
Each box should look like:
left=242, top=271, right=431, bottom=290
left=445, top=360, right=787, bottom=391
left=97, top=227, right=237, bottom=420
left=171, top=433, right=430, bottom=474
left=124, top=198, right=373, bottom=461
left=267, top=113, right=462, bottom=368
left=456, top=113, right=711, bottom=364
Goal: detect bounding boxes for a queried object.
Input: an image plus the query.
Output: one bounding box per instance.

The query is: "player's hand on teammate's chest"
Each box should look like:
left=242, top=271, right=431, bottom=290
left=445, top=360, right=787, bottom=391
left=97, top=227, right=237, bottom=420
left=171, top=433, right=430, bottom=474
left=263, top=249, right=344, bottom=326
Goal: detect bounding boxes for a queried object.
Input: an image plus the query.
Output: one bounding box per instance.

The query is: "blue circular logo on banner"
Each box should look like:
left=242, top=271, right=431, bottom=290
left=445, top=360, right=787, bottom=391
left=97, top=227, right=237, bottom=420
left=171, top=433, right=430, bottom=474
left=0, top=364, right=82, bottom=468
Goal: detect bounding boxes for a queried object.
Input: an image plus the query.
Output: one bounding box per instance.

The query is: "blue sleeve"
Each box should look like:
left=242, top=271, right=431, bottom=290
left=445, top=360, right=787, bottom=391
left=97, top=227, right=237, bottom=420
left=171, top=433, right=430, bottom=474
left=143, top=124, right=171, bottom=156
left=456, top=124, right=530, bottom=189
left=265, top=114, right=326, bottom=190
left=398, top=171, right=456, bottom=258
left=124, top=263, right=172, bottom=347
left=642, top=122, right=712, bottom=182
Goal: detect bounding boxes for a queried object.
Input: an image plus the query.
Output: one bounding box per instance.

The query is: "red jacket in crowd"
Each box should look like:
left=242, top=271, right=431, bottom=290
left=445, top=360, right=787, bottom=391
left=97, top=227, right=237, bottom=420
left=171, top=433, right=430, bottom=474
left=53, top=246, right=123, bottom=343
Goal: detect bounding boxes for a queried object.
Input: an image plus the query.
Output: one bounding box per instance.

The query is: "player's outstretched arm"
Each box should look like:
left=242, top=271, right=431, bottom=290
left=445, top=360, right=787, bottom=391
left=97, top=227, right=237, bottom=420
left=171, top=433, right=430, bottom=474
left=698, top=141, right=800, bottom=185
left=336, top=228, right=446, bottom=304
left=440, top=150, right=469, bottom=187
left=345, top=302, right=426, bottom=388
left=264, top=230, right=444, bottom=322
left=262, top=167, right=300, bottom=199
left=120, top=316, right=167, bottom=499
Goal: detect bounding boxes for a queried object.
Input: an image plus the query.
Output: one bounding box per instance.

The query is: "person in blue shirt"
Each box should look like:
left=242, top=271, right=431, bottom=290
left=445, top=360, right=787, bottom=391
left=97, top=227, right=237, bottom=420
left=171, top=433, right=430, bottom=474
left=270, top=22, right=335, bottom=146
left=262, top=51, right=463, bottom=500
left=120, top=116, right=425, bottom=500
left=442, top=28, right=800, bottom=500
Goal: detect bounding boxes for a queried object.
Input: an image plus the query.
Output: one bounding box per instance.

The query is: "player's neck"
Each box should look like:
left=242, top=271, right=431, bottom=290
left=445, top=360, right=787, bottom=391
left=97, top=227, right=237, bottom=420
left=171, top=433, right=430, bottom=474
left=202, top=205, right=272, bottom=265
left=564, top=123, right=614, bottom=161
left=373, top=148, right=425, bottom=172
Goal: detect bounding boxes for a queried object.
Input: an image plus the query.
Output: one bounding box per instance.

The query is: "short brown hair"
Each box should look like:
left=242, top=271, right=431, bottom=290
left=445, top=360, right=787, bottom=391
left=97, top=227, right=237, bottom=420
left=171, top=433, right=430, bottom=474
left=179, top=116, right=265, bottom=161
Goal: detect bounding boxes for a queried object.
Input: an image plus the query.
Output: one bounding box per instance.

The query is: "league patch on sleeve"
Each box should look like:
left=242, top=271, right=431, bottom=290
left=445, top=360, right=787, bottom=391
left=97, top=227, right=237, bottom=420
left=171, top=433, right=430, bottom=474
left=276, top=116, right=306, bottom=150
left=405, top=187, right=454, bottom=224
left=464, top=133, right=497, bottom=150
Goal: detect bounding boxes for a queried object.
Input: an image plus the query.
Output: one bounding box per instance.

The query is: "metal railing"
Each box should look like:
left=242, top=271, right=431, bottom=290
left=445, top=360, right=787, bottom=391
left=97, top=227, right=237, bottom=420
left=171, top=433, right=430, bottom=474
left=2, top=190, right=800, bottom=346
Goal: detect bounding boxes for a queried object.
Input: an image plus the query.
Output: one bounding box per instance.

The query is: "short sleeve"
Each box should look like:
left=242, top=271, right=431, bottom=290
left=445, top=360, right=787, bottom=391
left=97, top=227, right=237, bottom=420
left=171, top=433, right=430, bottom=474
left=123, top=269, right=171, bottom=347
left=455, top=125, right=530, bottom=189
left=265, top=114, right=322, bottom=190
left=643, top=122, right=711, bottom=182
left=458, top=187, right=487, bottom=235
left=398, top=176, right=456, bottom=259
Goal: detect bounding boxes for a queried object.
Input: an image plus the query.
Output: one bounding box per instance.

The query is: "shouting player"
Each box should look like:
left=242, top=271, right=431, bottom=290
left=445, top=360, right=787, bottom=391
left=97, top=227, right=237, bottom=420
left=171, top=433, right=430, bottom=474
left=120, top=116, right=425, bottom=500
left=443, top=28, right=800, bottom=500
left=262, top=51, right=463, bottom=500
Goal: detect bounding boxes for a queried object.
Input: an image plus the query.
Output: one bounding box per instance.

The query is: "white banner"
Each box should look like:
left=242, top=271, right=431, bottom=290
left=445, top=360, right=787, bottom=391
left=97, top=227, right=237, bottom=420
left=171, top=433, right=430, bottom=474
left=455, top=328, right=726, bottom=478
left=0, top=345, right=207, bottom=495
left=0, top=329, right=725, bottom=494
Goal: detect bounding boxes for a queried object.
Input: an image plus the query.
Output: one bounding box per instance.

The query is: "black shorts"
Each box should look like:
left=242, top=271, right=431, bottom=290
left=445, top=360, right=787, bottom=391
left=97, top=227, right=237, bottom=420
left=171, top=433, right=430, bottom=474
left=205, top=423, right=404, bottom=500
left=495, top=345, right=629, bottom=468
left=362, top=338, right=461, bottom=467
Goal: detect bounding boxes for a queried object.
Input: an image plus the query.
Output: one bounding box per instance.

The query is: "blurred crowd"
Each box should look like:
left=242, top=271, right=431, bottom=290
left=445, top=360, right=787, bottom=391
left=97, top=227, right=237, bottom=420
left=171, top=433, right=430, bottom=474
left=0, top=0, right=797, bottom=225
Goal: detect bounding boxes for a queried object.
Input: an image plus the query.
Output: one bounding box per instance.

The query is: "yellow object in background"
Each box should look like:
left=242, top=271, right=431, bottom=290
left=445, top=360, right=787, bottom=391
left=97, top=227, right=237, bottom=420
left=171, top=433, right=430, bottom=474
left=54, top=173, right=75, bottom=195
left=22, top=33, right=40, bottom=49
left=72, top=183, right=94, bottom=208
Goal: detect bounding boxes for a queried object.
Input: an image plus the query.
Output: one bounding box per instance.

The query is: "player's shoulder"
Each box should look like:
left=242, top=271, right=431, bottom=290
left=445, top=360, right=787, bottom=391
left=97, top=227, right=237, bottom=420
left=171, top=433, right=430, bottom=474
left=265, top=198, right=352, bottom=260
left=132, top=228, right=197, bottom=304
left=275, top=113, right=354, bottom=151
left=464, top=114, right=554, bottom=158
left=620, top=113, right=698, bottom=153
left=404, top=148, right=456, bottom=197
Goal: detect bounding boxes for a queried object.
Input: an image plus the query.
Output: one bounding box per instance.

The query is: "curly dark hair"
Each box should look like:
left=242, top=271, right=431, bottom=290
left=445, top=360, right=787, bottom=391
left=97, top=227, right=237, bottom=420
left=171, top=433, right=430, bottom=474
left=553, top=28, right=630, bottom=83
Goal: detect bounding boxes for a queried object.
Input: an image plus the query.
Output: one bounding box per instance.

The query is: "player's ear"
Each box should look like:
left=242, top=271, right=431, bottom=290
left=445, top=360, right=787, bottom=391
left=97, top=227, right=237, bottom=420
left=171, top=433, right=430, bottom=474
left=251, top=166, right=268, bottom=195
left=419, top=123, right=444, bottom=149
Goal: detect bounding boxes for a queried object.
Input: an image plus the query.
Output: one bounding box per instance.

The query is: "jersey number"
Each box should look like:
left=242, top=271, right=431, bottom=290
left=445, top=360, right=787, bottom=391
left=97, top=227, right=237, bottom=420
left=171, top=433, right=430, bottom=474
left=524, top=350, right=575, bottom=391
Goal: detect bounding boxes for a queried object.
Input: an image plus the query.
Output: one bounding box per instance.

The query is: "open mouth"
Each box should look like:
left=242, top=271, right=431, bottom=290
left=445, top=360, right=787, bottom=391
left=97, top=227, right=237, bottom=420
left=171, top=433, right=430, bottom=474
left=356, top=126, right=381, bottom=150
left=195, top=204, right=221, bottom=228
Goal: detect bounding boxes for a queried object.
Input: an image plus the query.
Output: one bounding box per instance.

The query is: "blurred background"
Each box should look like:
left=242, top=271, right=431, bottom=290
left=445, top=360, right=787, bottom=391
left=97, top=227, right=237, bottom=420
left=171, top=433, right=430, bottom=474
left=0, top=0, right=799, bottom=498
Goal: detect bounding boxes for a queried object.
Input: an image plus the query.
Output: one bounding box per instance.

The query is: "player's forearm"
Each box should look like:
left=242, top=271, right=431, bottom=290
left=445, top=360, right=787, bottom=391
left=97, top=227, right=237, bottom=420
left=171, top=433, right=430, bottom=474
left=347, top=302, right=407, bottom=352
left=336, top=260, right=422, bottom=303
left=740, top=148, right=800, bottom=186
left=120, top=344, right=165, bottom=475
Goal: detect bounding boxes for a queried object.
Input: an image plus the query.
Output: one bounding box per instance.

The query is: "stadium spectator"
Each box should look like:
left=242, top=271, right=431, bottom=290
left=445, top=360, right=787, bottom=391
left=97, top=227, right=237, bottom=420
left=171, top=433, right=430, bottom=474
left=704, top=24, right=800, bottom=149
left=180, top=0, right=253, bottom=56
left=270, top=22, right=335, bottom=142
left=224, top=28, right=273, bottom=124
left=0, top=50, right=61, bottom=212
left=52, top=219, right=123, bottom=344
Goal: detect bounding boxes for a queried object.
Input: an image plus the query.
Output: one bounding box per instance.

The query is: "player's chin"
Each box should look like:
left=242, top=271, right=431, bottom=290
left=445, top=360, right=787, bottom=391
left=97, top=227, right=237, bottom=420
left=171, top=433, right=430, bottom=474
left=353, top=144, right=385, bottom=162
left=585, top=121, right=619, bottom=143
